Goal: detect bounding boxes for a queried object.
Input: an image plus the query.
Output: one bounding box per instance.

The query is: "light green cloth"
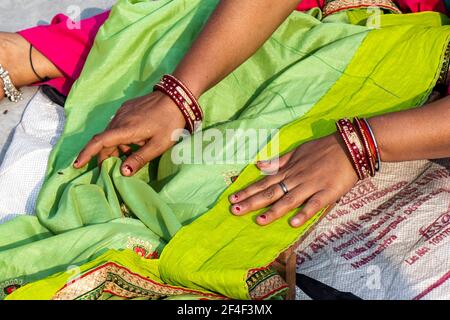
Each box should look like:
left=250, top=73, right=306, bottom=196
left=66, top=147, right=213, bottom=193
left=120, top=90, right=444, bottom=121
left=2, top=1, right=450, bottom=299
left=0, top=0, right=369, bottom=296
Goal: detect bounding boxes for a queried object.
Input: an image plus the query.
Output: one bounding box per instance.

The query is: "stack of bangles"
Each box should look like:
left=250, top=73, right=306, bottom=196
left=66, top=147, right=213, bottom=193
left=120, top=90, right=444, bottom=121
left=154, top=74, right=203, bottom=134
left=336, top=117, right=381, bottom=180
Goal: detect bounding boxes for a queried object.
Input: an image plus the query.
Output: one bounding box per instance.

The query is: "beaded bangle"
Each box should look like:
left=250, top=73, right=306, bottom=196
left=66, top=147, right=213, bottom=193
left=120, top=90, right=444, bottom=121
left=353, top=117, right=376, bottom=177
left=336, top=118, right=371, bottom=180
left=0, top=64, right=23, bottom=102
left=154, top=74, right=203, bottom=134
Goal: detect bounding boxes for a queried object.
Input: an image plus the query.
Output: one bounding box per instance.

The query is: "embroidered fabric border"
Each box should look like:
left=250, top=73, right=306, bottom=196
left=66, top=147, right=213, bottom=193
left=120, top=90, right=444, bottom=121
left=437, top=41, right=450, bottom=88
left=51, top=260, right=288, bottom=300
left=247, top=268, right=288, bottom=300
left=52, top=262, right=225, bottom=300
left=323, top=0, right=402, bottom=16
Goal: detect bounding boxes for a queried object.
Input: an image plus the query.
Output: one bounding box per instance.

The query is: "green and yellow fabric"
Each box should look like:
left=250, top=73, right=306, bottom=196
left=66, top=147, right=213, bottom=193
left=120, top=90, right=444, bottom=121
left=1, top=0, right=450, bottom=300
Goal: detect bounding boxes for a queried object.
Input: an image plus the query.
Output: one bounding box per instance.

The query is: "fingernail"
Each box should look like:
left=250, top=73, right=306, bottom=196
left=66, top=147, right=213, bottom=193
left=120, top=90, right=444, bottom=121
left=231, top=204, right=241, bottom=214
left=73, top=160, right=79, bottom=168
left=259, top=214, right=267, bottom=220
left=290, top=217, right=301, bottom=227
left=122, top=165, right=133, bottom=175
left=230, top=194, right=239, bottom=203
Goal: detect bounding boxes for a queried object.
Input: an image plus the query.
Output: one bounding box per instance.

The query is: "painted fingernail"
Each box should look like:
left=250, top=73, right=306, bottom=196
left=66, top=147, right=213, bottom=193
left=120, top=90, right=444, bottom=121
left=290, top=217, right=301, bottom=227
left=231, top=204, right=241, bottom=214
left=230, top=194, right=239, bottom=203
left=122, top=165, right=133, bottom=175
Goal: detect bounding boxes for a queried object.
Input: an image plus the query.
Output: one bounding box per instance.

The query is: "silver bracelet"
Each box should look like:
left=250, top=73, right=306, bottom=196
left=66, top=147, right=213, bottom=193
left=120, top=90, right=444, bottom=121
left=0, top=64, right=23, bottom=102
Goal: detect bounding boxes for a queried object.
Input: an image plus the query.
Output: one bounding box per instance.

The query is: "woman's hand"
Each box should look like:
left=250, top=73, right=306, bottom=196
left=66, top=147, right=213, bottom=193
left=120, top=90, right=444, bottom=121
left=73, top=91, right=185, bottom=176
left=229, top=133, right=359, bottom=227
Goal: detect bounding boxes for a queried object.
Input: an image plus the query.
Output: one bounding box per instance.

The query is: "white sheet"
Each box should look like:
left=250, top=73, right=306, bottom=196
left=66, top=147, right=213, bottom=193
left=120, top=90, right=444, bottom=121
left=296, top=160, right=450, bottom=300
left=0, top=90, right=65, bottom=224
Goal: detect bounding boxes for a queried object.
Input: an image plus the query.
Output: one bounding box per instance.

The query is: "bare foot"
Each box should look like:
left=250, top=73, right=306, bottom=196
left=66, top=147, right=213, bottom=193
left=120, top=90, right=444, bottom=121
left=0, top=32, right=63, bottom=102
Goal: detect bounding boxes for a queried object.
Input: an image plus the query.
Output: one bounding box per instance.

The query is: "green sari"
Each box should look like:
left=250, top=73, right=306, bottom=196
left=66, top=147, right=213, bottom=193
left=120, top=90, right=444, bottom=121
left=2, top=0, right=450, bottom=299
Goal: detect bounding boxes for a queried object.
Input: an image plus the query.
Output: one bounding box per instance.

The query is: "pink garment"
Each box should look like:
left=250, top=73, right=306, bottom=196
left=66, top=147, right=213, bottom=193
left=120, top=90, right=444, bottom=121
left=394, top=0, right=448, bottom=13
left=296, top=0, right=448, bottom=14
left=18, top=11, right=110, bottom=96
left=296, top=0, right=326, bottom=11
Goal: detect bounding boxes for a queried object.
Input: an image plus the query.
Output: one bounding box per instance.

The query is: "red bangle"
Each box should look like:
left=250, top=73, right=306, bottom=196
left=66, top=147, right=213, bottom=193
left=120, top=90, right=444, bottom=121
left=154, top=74, right=203, bottom=134
left=360, top=118, right=381, bottom=172
left=353, top=117, right=376, bottom=177
left=336, top=118, right=371, bottom=180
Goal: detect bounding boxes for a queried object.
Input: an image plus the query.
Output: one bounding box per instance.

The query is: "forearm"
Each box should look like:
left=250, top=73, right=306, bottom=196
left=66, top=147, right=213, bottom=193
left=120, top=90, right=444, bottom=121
left=368, top=95, right=450, bottom=162
left=172, top=0, right=300, bottom=97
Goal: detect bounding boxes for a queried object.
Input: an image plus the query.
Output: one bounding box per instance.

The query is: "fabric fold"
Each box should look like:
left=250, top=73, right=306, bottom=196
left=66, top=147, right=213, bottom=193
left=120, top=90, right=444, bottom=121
left=2, top=1, right=450, bottom=300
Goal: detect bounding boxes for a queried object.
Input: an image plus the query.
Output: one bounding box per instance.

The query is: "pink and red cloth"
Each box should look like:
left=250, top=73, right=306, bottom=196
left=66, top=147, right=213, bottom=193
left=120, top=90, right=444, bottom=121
left=296, top=0, right=448, bottom=13
left=17, top=1, right=448, bottom=96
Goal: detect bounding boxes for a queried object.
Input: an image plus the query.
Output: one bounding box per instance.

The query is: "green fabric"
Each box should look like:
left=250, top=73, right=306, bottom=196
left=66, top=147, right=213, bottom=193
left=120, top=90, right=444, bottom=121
left=158, top=18, right=450, bottom=299
left=2, top=1, right=450, bottom=299
left=378, top=11, right=450, bottom=27
left=6, top=249, right=212, bottom=300
left=347, top=9, right=384, bottom=25
left=347, top=10, right=450, bottom=27
left=0, top=0, right=369, bottom=297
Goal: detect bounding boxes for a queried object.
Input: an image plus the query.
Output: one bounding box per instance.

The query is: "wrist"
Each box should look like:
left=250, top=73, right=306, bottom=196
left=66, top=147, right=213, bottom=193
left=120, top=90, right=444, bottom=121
left=335, top=118, right=381, bottom=180
left=155, top=91, right=186, bottom=127
left=154, top=74, right=204, bottom=133
left=172, top=69, right=207, bottom=99
left=364, top=117, right=389, bottom=161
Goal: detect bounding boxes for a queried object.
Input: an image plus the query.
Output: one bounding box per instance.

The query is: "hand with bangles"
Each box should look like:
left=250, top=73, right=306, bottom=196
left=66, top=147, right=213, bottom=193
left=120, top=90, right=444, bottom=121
left=229, top=133, right=359, bottom=228
left=69, top=1, right=303, bottom=175
left=229, top=93, right=450, bottom=227
left=73, top=90, right=186, bottom=176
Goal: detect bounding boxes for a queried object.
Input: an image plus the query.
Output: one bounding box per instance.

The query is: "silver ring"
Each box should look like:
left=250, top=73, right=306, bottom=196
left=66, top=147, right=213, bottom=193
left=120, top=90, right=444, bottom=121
left=279, top=181, right=289, bottom=195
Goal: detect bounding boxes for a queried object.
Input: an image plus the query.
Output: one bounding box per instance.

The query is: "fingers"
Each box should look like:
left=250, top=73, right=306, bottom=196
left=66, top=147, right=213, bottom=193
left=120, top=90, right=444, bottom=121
left=256, top=151, right=293, bottom=174
left=230, top=174, right=302, bottom=215
left=119, top=141, right=146, bottom=156
left=97, top=147, right=119, bottom=167
left=73, top=127, right=163, bottom=176
left=229, top=173, right=286, bottom=205
left=121, top=139, right=166, bottom=176
left=74, top=129, right=131, bottom=168
left=230, top=178, right=334, bottom=228
left=230, top=152, right=295, bottom=205
left=134, top=141, right=146, bottom=147
left=255, top=186, right=313, bottom=226
left=230, top=182, right=285, bottom=215
left=290, top=191, right=334, bottom=227
left=119, top=145, right=132, bottom=155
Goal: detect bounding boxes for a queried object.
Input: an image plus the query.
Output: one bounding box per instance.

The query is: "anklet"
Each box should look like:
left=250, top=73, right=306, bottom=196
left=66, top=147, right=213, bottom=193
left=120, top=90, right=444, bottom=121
left=0, top=64, right=23, bottom=102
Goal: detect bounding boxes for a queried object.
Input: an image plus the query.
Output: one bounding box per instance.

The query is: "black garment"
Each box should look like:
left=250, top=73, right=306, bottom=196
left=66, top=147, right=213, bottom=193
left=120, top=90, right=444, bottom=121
left=296, top=273, right=362, bottom=300
left=41, top=85, right=66, bottom=107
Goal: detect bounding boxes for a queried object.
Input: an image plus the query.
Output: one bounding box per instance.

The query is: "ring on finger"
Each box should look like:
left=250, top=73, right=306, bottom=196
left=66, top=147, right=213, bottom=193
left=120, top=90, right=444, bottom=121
left=278, top=181, right=289, bottom=195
